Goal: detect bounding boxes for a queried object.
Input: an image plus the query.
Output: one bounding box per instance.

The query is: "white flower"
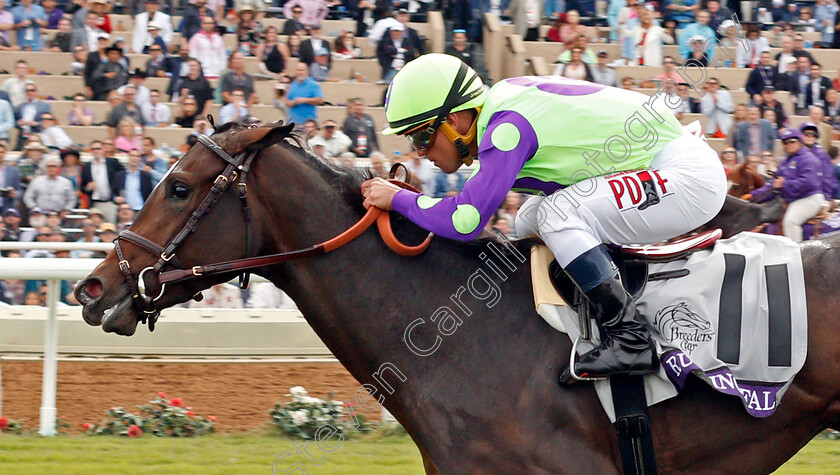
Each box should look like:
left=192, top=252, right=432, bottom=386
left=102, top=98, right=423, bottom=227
left=291, top=410, right=308, bottom=426
left=289, top=386, right=307, bottom=397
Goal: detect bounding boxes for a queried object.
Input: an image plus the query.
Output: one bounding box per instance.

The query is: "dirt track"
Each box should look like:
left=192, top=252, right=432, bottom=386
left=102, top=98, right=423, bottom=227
left=0, top=360, right=366, bottom=433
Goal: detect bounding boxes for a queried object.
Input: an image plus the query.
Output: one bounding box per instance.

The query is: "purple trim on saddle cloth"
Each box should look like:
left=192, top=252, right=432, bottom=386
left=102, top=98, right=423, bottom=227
left=505, top=77, right=606, bottom=96
left=661, top=349, right=786, bottom=418
left=512, top=177, right=566, bottom=195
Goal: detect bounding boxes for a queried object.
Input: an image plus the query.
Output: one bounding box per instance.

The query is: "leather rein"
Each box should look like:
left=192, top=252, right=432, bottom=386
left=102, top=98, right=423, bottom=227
left=113, top=132, right=432, bottom=331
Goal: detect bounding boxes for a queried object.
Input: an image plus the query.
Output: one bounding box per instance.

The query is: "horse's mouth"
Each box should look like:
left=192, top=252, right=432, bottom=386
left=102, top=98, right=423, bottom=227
left=77, top=282, right=139, bottom=336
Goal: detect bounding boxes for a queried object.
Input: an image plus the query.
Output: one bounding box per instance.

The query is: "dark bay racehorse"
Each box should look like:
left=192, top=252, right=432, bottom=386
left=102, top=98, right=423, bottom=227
left=75, top=122, right=840, bottom=473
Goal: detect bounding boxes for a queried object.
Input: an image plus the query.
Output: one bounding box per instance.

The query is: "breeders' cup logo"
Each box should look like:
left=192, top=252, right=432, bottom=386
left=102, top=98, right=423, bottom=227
left=654, top=302, right=713, bottom=355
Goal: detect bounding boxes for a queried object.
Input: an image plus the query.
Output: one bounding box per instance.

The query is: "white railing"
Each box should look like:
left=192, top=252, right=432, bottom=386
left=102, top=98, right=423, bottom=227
left=0, top=246, right=272, bottom=436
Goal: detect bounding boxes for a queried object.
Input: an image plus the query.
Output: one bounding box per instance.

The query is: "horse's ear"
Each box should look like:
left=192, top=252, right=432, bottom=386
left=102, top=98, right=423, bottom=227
left=244, top=121, right=296, bottom=152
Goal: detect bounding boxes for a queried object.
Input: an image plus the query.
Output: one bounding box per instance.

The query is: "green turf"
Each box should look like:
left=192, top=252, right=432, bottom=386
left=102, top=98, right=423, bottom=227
left=0, top=433, right=837, bottom=474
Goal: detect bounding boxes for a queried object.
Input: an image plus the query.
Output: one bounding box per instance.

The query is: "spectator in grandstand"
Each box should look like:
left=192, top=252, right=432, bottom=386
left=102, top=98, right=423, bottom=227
left=826, top=89, right=840, bottom=130
left=662, top=82, right=691, bottom=121
left=287, top=31, right=303, bottom=59
left=557, top=9, right=590, bottom=47
left=377, top=24, right=418, bottom=82
left=505, top=0, right=542, bottom=41
left=283, top=0, right=329, bottom=32
left=273, top=75, right=291, bottom=123
left=718, top=146, right=738, bottom=172
left=235, top=4, right=264, bottom=57
left=621, top=76, right=635, bottom=90
left=404, top=147, right=434, bottom=196
left=84, top=34, right=110, bottom=99
left=617, top=0, right=642, bottom=61
left=114, top=117, right=142, bottom=153
left=142, top=90, right=171, bottom=128
left=0, top=0, right=14, bottom=48
left=733, top=105, right=776, bottom=158
left=188, top=17, right=227, bottom=79
left=143, top=22, right=169, bottom=54
left=299, top=23, right=331, bottom=67
left=172, top=58, right=213, bottom=116
left=795, top=7, right=818, bottom=33
left=0, top=143, right=21, bottom=213
left=678, top=10, right=714, bottom=60
left=309, top=119, right=352, bottom=159
left=310, top=48, right=337, bottom=82
left=81, top=140, right=122, bottom=221
left=745, top=52, right=777, bottom=103
left=286, top=62, right=324, bottom=126
left=219, top=89, right=250, bottom=124
left=684, top=35, right=709, bottom=67
left=444, top=29, right=473, bottom=68
left=15, top=84, right=51, bottom=150
left=60, top=148, right=85, bottom=207
left=774, top=35, right=797, bottom=74
left=1, top=60, right=34, bottom=109
left=220, top=52, right=257, bottom=106
left=556, top=34, right=596, bottom=64
left=806, top=62, right=832, bottom=112
left=751, top=128, right=823, bottom=243
left=700, top=77, right=734, bottom=138
left=331, top=30, right=360, bottom=61
left=704, top=0, right=731, bottom=32
left=395, top=7, right=425, bottom=55
left=70, top=218, right=102, bottom=258
left=118, top=70, right=152, bottom=110
left=132, top=0, right=173, bottom=54
left=93, top=45, right=129, bottom=101
left=145, top=45, right=171, bottom=79
left=774, top=56, right=798, bottom=94
left=369, top=151, right=387, bottom=178
left=3, top=209, right=22, bottom=242
left=66, top=94, right=94, bottom=127
left=654, top=56, right=682, bottom=84
left=12, top=0, right=47, bottom=51
left=98, top=222, right=117, bottom=244
left=433, top=164, right=466, bottom=198
left=173, top=96, right=201, bottom=128
left=757, top=86, right=788, bottom=130
left=180, top=0, right=216, bottom=41
left=106, top=86, right=145, bottom=139
left=815, top=0, right=838, bottom=44
left=49, top=17, right=74, bottom=53
left=17, top=139, right=47, bottom=185
left=343, top=97, right=378, bottom=158
left=71, top=46, right=88, bottom=76
left=23, top=156, right=76, bottom=213
left=734, top=23, right=770, bottom=69
left=281, top=4, right=306, bottom=35
left=665, top=0, right=699, bottom=24
left=255, top=26, right=290, bottom=76
left=38, top=114, right=73, bottom=150
left=188, top=282, right=243, bottom=308
left=791, top=56, right=814, bottom=114
left=141, top=137, right=169, bottom=183
left=630, top=9, right=670, bottom=67
left=792, top=34, right=816, bottom=64
left=808, top=105, right=834, bottom=151
left=114, top=150, right=153, bottom=212
left=88, top=0, right=112, bottom=34
left=590, top=51, right=617, bottom=87
left=0, top=97, right=13, bottom=143
left=554, top=47, right=593, bottom=81
left=73, top=11, right=104, bottom=53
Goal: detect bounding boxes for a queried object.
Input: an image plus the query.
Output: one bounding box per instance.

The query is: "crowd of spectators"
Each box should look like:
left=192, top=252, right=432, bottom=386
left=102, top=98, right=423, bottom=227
left=2, top=0, right=840, bottom=307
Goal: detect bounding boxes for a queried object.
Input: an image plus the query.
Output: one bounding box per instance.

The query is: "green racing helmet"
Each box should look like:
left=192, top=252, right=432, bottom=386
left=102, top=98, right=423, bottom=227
left=382, top=53, right=487, bottom=136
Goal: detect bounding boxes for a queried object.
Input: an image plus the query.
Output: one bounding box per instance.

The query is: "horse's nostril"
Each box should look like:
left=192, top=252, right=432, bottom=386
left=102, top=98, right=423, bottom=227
left=85, top=279, right=103, bottom=299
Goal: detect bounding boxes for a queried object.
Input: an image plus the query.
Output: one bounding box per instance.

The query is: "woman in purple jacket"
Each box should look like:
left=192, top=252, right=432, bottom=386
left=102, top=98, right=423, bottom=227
left=751, top=128, right=825, bottom=242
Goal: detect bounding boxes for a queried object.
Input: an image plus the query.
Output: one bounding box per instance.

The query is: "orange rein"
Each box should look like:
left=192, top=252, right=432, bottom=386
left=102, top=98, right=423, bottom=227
left=323, top=179, right=433, bottom=256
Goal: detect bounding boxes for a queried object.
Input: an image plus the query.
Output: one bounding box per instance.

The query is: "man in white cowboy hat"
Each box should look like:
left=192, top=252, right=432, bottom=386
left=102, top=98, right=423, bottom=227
left=131, top=0, right=172, bottom=54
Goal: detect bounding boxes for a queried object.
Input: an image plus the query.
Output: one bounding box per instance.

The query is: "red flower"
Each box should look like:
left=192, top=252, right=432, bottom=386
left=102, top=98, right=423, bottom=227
left=134, top=411, right=142, bottom=415
left=207, top=416, right=217, bottom=422
left=170, top=398, right=183, bottom=407
left=157, top=392, right=167, bottom=399
left=186, top=411, right=194, bottom=417
left=82, top=423, right=92, bottom=430
left=0, top=417, right=8, bottom=431
left=127, top=425, right=143, bottom=437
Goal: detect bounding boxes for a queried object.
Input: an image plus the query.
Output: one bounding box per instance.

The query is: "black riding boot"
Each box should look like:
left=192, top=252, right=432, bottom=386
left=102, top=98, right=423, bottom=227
left=565, top=244, right=659, bottom=379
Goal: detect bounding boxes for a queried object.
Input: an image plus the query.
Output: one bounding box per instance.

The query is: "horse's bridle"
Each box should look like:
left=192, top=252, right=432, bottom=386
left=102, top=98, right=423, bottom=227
left=113, top=133, right=260, bottom=331
left=112, top=130, right=433, bottom=332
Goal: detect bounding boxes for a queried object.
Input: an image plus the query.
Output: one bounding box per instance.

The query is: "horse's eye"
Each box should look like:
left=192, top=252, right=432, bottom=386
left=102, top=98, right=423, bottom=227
left=172, top=183, right=190, bottom=199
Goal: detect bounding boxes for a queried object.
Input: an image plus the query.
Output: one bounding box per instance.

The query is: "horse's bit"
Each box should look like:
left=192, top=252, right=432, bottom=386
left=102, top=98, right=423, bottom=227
left=113, top=133, right=259, bottom=331
left=113, top=130, right=432, bottom=332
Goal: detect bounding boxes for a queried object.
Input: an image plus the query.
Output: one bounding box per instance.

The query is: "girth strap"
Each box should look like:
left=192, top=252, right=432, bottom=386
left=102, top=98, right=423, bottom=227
left=611, top=375, right=658, bottom=475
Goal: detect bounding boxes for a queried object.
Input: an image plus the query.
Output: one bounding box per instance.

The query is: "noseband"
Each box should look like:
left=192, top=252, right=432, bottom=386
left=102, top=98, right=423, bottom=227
left=113, top=133, right=259, bottom=331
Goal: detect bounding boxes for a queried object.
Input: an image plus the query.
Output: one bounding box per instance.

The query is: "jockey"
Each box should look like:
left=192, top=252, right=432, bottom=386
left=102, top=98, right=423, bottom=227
left=361, top=54, right=727, bottom=380
left=799, top=121, right=839, bottom=201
